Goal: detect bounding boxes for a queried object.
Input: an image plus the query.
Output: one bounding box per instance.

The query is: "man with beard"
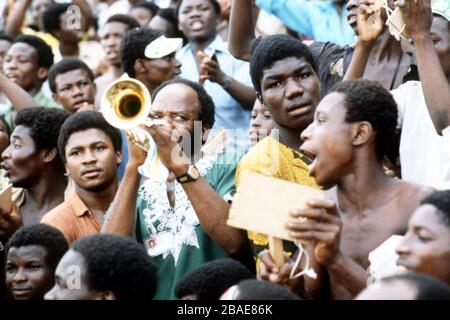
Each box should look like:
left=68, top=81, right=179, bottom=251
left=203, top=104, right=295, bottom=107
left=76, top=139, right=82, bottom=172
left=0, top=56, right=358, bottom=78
left=41, top=111, right=122, bottom=245
left=102, top=78, right=252, bottom=299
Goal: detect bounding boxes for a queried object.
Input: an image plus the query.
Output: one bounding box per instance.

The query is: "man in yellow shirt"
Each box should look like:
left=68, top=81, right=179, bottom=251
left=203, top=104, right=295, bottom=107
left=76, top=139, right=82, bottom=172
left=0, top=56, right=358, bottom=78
left=236, top=34, right=321, bottom=264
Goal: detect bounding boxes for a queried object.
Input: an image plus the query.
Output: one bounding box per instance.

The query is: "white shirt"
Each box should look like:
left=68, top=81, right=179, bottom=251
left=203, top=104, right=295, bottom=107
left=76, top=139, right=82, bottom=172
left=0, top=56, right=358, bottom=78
left=391, top=81, right=450, bottom=190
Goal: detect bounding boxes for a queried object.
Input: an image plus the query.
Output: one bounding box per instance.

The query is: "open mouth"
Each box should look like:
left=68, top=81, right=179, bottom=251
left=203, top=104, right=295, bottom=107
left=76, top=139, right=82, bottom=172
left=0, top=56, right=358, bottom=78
left=299, top=147, right=317, bottom=174
left=190, top=20, right=205, bottom=31
left=347, top=14, right=357, bottom=26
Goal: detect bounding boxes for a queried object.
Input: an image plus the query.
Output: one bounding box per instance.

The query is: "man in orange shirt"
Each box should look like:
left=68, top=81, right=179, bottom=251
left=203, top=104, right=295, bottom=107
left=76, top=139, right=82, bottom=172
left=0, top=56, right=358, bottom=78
left=41, top=111, right=122, bottom=245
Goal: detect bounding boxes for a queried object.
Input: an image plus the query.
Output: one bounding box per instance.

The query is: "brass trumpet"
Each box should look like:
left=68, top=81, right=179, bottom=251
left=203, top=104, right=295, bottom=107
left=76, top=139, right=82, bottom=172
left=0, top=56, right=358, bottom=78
left=101, top=77, right=163, bottom=151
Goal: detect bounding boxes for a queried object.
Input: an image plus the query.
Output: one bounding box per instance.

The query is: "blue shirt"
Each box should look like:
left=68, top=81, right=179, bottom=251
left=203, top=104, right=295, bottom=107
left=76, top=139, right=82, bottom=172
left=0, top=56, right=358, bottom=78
left=256, top=0, right=356, bottom=46
left=176, top=36, right=252, bottom=133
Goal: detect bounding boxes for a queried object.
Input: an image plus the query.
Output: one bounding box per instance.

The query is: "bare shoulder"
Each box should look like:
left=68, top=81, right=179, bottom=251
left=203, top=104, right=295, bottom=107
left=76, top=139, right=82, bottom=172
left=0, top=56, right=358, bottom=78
left=396, top=179, right=435, bottom=201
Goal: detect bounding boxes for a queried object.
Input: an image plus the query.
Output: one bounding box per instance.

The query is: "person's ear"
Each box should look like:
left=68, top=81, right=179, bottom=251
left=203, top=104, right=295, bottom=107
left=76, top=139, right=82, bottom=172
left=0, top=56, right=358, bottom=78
left=134, top=58, right=148, bottom=76
left=52, top=92, right=61, bottom=105
left=37, top=67, right=48, bottom=81
left=352, top=121, right=372, bottom=147
left=115, top=150, right=123, bottom=166
left=42, top=147, right=58, bottom=163
left=201, top=126, right=210, bottom=144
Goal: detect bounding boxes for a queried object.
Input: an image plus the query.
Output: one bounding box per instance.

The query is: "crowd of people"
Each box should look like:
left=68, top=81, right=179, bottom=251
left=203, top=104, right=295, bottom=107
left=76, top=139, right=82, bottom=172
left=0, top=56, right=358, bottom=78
left=0, top=0, right=449, bottom=301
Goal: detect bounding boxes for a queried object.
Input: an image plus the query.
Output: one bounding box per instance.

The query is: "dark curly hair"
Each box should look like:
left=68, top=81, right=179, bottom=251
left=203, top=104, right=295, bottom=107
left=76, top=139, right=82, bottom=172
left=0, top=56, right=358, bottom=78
left=13, top=35, right=54, bottom=71
left=330, top=79, right=398, bottom=160
left=420, top=190, right=450, bottom=228
left=42, top=3, right=70, bottom=35
left=250, top=34, right=317, bottom=95
left=236, top=279, right=300, bottom=300
left=382, top=272, right=450, bottom=300
left=71, top=234, right=158, bottom=300
left=120, top=28, right=163, bottom=77
left=176, top=0, right=221, bottom=17
left=58, top=111, right=122, bottom=163
left=174, top=259, right=254, bottom=300
left=15, top=107, right=69, bottom=153
left=47, top=57, right=94, bottom=94
left=5, top=224, right=69, bottom=270
left=105, top=14, right=140, bottom=30
left=131, top=1, right=160, bottom=16
left=153, top=78, right=215, bottom=129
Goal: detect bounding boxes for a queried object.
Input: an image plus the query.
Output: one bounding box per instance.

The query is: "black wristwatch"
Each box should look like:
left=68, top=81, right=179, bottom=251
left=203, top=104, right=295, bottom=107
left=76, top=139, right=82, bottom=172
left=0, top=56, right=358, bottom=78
left=176, top=165, right=200, bottom=184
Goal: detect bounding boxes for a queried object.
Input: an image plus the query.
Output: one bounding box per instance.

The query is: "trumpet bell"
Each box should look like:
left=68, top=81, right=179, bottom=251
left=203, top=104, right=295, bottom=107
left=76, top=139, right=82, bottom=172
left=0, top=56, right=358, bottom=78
left=101, top=78, right=151, bottom=129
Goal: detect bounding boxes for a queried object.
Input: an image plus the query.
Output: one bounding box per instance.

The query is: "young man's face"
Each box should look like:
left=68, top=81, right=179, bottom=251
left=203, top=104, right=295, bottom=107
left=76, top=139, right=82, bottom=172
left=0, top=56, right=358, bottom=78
left=100, top=22, right=129, bottom=67
left=53, top=69, right=96, bottom=113
left=128, top=7, right=154, bottom=28
left=5, top=245, right=53, bottom=300
left=178, top=0, right=217, bottom=42
left=259, top=56, right=320, bottom=132
left=56, top=12, right=83, bottom=44
left=3, top=43, right=45, bottom=92
left=64, top=128, right=121, bottom=192
left=140, top=53, right=182, bottom=88
left=431, top=15, right=450, bottom=77
left=45, top=249, right=99, bottom=300
left=300, top=92, right=356, bottom=186
left=1, top=125, right=45, bottom=188
left=346, top=0, right=359, bottom=33
left=150, top=83, right=206, bottom=153
left=249, top=99, right=274, bottom=146
left=396, top=204, right=450, bottom=285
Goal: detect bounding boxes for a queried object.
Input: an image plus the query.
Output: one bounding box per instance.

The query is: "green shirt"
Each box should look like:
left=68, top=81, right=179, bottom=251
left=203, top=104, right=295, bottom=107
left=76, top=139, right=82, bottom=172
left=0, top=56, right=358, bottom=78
left=135, top=151, right=241, bottom=300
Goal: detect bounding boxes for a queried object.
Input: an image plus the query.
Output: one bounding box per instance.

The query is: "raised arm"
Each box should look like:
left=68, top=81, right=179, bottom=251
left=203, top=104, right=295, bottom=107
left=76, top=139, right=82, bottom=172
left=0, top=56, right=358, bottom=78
left=228, top=0, right=258, bottom=61
left=0, top=74, right=37, bottom=110
left=101, top=137, right=146, bottom=237
left=343, top=1, right=384, bottom=81
left=398, top=0, right=450, bottom=134
left=4, top=0, right=32, bottom=38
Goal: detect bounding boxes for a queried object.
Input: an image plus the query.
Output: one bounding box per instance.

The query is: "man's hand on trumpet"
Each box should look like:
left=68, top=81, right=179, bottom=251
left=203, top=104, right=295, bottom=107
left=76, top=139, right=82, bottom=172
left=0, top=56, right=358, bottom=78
left=141, top=120, right=192, bottom=176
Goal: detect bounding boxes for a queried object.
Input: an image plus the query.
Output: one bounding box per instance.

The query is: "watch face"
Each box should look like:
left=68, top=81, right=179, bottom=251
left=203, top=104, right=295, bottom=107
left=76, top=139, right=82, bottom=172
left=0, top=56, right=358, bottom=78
left=189, top=166, right=200, bottom=179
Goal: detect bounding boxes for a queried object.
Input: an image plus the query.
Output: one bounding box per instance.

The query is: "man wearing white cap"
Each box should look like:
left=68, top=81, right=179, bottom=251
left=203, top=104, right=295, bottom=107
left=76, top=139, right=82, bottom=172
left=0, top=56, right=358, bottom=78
left=120, top=28, right=183, bottom=96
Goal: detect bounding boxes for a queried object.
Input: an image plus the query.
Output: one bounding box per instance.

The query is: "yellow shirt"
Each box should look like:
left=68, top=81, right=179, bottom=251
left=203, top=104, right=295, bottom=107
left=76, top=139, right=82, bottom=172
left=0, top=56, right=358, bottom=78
left=236, top=136, right=320, bottom=257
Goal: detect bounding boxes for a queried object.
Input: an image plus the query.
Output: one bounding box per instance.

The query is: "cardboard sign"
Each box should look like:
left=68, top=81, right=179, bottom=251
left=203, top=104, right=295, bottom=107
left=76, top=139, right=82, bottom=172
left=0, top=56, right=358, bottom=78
left=0, top=184, right=12, bottom=213
left=227, top=172, right=324, bottom=241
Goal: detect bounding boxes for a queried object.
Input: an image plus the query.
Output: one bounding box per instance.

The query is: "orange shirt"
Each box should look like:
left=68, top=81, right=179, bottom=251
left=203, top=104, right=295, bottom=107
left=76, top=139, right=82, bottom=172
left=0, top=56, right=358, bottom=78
left=41, top=193, right=101, bottom=245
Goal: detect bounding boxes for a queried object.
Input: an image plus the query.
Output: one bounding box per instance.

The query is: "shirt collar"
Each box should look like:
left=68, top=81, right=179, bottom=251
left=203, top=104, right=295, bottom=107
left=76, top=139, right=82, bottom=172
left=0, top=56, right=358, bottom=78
left=70, top=193, right=90, bottom=217
left=181, top=35, right=228, bottom=55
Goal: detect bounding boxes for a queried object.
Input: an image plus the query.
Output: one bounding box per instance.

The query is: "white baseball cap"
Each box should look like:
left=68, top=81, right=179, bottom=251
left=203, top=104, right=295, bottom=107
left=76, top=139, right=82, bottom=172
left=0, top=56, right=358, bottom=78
left=144, top=36, right=183, bottom=59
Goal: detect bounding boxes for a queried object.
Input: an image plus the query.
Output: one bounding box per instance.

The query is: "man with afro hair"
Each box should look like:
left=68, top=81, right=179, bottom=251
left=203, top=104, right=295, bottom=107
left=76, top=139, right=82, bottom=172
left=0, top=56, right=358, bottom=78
left=4, top=224, right=68, bottom=300
left=174, top=258, right=254, bottom=300
left=45, top=234, right=157, bottom=300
